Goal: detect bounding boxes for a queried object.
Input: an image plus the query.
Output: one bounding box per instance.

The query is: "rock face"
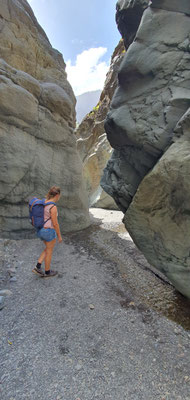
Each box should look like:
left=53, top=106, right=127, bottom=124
left=0, top=0, right=90, bottom=238
left=101, top=0, right=190, bottom=298
left=116, top=0, right=149, bottom=49
left=76, top=40, right=125, bottom=209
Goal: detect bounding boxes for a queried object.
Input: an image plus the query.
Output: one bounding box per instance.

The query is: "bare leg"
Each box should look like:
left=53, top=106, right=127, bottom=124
left=38, top=246, right=46, bottom=264
left=44, top=239, right=56, bottom=272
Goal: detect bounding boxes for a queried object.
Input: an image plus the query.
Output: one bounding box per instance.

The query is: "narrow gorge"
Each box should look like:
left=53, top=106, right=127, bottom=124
left=1, top=0, right=190, bottom=299
left=1, top=1, right=190, bottom=399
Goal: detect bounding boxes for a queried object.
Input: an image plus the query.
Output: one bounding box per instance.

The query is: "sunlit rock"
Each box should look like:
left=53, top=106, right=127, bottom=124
left=0, top=0, right=90, bottom=238
left=76, top=40, right=125, bottom=209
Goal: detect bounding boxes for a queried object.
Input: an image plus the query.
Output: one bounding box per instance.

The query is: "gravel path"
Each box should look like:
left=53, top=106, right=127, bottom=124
left=1, top=209, right=190, bottom=400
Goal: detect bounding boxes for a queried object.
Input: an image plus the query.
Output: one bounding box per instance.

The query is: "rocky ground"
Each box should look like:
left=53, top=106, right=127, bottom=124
left=1, top=209, right=190, bottom=400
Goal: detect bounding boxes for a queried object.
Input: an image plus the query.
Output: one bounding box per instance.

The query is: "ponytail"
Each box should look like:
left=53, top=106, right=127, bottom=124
left=46, top=186, right=61, bottom=200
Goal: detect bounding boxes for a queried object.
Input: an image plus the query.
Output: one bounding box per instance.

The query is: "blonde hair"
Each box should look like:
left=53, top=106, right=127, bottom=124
left=46, top=186, right=61, bottom=200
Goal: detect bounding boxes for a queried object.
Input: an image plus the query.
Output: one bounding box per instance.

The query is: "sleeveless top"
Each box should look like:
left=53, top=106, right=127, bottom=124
left=43, top=204, right=55, bottom=229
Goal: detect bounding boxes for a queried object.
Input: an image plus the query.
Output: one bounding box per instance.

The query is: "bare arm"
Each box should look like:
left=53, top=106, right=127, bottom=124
left=51, top=206, right=62, bottom=242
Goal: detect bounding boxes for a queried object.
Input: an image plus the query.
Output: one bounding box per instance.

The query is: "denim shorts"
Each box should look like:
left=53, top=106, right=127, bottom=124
left=37, top=228, right=57, bottom=242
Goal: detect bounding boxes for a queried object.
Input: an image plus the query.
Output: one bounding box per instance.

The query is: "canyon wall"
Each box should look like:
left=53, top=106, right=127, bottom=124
left=0, top=0, right=90, bottom=238
left=76, top=0, right=148, bottom=209
left=101, top=0, right=190, bottom=298
left=76, top=40, right=125, bottom=209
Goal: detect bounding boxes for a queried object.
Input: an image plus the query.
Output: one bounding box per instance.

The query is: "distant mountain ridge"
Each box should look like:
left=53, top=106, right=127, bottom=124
left=76, top=90, right=101, bottom=123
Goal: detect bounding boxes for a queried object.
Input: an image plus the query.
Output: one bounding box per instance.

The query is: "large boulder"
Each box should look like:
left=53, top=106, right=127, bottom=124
left=124, top=109, right=190, bottom=298
left=0, top=0, right=90, bottom=238
left=101, top=0, right=190, bottom=298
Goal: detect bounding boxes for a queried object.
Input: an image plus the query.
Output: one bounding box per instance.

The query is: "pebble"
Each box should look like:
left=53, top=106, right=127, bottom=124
left=3, top=240, right=10, bottom=246
left=10, top=277, right=17, bottom=282
left=8, top=267, right=16, bottom=274
left=0, top=289, right=12, bottom=296
left=75, top=363, right=82, bottom=371
left=89, top=304, right=95, bottom=310
left=0, top=296, right=5, bottom=310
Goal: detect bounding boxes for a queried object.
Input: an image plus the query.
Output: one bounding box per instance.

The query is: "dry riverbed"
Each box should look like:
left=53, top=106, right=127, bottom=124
left=1, top=209, right=190, bottom=400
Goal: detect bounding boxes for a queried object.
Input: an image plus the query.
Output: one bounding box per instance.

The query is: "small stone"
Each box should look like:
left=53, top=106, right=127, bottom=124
left=0, top=289, right=12, bottom=296
left=10, top=276, right=17, bottom=282
left=89, top=304, right=95, bottom=310
left=184, top=376, right=190, bottom=382
left=75, top=363, right=82, bottom=371
left=8, top=268, right=16, bottom=277
left=3, top=240, right=10, bottom=247
left=0, top=296, right=5, bottom=310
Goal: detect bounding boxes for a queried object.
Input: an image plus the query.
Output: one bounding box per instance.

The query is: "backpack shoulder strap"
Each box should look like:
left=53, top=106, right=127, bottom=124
left=42, top=199, right=56, bottom=206
left=43, top=202, right=56, bottom=226
left=30, top=198, right=41, bottom=211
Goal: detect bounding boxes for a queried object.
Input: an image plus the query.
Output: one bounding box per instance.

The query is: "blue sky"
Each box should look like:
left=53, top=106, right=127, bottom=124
left=28, top=0, right=121, bottom=95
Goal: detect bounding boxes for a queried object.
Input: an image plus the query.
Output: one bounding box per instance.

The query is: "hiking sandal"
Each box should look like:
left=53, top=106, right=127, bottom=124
left=43, top=270, right=58, bottom=278
left=32, top=267, right=44, bottom=277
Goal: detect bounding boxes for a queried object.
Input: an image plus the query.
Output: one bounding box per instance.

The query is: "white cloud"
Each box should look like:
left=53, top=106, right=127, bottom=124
left=66, top=47, right=109, bottom=96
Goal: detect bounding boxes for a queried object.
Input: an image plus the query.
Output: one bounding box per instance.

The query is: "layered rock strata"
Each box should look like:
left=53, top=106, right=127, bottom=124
left=101, top=0, right=190, bottom=298
left=0, top=0, right=90, bottom=238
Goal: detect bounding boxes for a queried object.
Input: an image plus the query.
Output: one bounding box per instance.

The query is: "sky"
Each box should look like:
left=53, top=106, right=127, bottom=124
left=27, top=0, right=121, bottom=95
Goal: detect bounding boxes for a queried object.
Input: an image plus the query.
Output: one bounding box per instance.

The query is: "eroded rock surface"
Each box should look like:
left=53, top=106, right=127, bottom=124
left=101, top=0, right=190, bottom=298
left=116, top=0, right=149, bottom=49
left=0, top=0, right=90, bottom=238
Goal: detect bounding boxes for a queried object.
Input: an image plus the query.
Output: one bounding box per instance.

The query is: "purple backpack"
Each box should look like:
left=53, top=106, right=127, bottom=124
left=29, top=198, right=55, bottom=230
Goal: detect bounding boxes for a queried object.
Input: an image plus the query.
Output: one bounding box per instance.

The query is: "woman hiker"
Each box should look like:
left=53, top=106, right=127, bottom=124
left=32, top=186, right=63, bottom=278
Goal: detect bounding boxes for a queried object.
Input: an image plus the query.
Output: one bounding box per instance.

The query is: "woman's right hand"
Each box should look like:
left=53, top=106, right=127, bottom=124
left=58, top=236, right=63, bottom=243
